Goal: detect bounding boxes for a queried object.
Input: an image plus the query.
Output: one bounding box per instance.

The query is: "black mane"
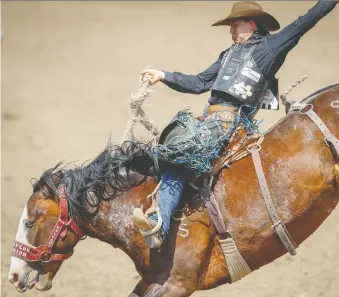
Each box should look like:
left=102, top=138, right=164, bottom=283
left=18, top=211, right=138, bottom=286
left=33, top=85, right=339, bottom=223
left=33, top=141, right=154, bottom=223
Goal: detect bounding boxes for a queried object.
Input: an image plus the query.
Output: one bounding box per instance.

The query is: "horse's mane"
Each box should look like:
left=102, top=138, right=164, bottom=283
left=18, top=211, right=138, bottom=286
left=33, top=84, right=339, bottom=223
left=33, top=141, right=153, bottom=223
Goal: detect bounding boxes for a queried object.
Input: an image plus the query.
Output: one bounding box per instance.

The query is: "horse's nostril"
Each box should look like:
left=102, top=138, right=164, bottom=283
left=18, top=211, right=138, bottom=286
left=8, top=272, right=19, bottom=284
left=17, top=281, right=26, bottom=291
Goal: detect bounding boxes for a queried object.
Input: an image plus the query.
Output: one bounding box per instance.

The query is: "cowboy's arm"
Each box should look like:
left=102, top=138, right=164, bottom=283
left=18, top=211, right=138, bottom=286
left=160, top=51, right=225, bottom=94
left=268, top=1, right=338, bottom=56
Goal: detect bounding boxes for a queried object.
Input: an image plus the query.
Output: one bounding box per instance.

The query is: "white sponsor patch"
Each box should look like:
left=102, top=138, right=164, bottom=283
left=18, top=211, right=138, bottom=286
left=222, top=75, right=230, bottom=81
left=234, top=82, right=253, bottom=99
left=241, top=67, right=261, bottom=82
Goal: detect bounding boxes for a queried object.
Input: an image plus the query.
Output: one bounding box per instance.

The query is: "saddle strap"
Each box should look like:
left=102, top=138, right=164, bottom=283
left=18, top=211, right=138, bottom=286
left=200, top=181, right=252, bottom=283
left=200, top=183, right=228, bottom=236
left=304, top=107, right=339, bottom=161
left=251, top=148, right=298, bottom=256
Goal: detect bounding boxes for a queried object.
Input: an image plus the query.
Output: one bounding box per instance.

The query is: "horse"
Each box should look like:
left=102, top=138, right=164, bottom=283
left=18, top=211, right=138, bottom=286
left=8, top=84, right=339, bottom=297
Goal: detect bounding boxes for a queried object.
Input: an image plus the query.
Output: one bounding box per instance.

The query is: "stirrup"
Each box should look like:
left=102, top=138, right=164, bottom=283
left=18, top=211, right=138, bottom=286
left=132, top=207, right=163, bottom=249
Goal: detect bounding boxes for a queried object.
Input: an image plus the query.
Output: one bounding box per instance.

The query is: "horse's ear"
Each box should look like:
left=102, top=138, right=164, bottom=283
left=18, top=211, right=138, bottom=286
left=39, top=185, right=56, bottom=201
left=52, top=170, right=65, bottom=187
left=40, top=169, right=64, bottom=199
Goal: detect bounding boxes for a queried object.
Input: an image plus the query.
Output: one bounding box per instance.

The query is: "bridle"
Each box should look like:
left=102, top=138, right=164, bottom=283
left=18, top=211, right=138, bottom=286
left=11, top=185, right=86, bottom=263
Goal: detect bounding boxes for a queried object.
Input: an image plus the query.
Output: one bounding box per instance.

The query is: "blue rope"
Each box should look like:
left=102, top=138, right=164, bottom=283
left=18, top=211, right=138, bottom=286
left=154, top=105, right=261, bottom=176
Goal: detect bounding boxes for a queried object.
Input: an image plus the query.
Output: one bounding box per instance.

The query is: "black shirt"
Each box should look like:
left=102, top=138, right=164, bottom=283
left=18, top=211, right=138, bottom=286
left=162, top=1, right=337, bottom=105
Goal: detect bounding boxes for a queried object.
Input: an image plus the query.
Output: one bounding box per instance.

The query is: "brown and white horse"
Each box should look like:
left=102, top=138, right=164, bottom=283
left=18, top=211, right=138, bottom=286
left=8, top=85, right=339, bottom=296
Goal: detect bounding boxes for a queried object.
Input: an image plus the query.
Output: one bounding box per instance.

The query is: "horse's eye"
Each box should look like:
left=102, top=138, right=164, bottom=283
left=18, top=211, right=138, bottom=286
left=25, top=221, right=35, bottom=229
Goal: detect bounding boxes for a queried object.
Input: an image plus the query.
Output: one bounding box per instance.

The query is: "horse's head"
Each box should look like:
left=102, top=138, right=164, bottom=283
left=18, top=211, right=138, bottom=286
left=8, top=143, right=151, bottom=293
left=8, top=169, right=85, bottom=293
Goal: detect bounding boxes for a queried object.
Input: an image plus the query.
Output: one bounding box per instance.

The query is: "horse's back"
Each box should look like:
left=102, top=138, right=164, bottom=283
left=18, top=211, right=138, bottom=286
left=202, top=84, right=339, bottom=288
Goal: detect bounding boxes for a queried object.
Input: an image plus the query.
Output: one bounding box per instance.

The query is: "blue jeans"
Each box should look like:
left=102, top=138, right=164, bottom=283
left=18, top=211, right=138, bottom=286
left=149, top=171, right=185, bottom=240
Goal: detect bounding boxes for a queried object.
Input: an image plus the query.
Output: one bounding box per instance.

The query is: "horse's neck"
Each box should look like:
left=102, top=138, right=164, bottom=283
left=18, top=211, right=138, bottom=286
left=82, top=172, right=155, bottom=272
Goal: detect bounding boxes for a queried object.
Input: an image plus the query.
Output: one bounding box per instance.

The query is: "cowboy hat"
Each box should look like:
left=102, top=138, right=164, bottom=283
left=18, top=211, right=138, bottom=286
left=212, top=1, right=280, bottom=31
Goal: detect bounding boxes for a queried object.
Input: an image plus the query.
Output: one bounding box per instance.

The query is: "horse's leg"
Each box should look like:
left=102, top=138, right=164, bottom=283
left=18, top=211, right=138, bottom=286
left=128, top=279, right=149, bottom=297
left=142, top=282, right=194, bottom=297
left=140, top=212, right=214, bottom=297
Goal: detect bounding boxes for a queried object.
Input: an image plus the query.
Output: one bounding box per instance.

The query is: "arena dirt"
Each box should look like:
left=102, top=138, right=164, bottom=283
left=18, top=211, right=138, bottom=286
left=2, top=2, right=339, bottom=297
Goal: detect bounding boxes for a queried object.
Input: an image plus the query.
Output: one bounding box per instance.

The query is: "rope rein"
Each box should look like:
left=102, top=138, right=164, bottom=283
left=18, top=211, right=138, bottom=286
left=280, top=75, right=308, bottom=106
left=122, top=72, right=160, bottom=143
left=122, top=72, right=308, bottom=147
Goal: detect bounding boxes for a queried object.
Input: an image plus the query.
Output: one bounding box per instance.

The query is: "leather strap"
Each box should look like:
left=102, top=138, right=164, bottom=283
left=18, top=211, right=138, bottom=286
left=201, top=102, right=338, bottom=257
left=12, top=241, right=74, bottom=262
left=303, top=106, right=339, bottom=161
left=251, top=147, right=298, bottom=256
left=200, top=180, right=228, bottom=236
left=291, top=103, right=339, bottom=162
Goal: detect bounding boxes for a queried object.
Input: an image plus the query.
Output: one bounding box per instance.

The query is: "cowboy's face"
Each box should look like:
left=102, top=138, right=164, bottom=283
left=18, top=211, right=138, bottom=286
left=229, top=19, right=257, bottom=44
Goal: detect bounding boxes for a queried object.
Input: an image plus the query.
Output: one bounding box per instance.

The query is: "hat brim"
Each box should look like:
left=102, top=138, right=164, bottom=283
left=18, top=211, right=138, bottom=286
left=212, top=10, right=280, bottom=31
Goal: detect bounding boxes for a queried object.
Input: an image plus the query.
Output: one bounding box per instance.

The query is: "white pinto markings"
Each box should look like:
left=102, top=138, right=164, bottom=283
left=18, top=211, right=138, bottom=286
left=8, top=205, right=36, bottom=291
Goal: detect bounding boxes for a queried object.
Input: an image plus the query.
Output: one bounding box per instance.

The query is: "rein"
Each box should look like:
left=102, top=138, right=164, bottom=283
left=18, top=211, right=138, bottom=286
left=11, top=185, right=85, bottom=263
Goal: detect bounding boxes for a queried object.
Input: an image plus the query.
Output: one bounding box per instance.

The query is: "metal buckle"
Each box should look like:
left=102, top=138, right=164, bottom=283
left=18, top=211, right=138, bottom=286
left=40, top=251, right=52, bottom=263
left=271, top=220, right=283, bottom=232
left=290, top=102, right=303, bottom=111
left=247, top=143, right=262, bottom=153
left=331, top=101, right=339, bottom=114
left=299, top=104, right=313, bottom=115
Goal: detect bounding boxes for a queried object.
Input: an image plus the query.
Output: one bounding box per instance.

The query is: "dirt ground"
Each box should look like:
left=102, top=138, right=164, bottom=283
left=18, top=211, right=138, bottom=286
left=2, top=2, right=339, bottom=297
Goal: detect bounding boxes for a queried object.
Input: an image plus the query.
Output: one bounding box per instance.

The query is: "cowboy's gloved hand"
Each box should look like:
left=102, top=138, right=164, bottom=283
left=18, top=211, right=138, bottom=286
left=141, top=69, right=165, bottom=85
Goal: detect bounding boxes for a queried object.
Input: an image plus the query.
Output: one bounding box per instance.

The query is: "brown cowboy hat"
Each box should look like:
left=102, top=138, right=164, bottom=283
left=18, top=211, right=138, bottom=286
left=212, top=1, right=280, bottom=31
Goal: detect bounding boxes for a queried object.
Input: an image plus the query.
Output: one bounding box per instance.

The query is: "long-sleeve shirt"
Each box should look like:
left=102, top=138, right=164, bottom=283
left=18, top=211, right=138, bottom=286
left=162, top=1, right=337, bottom=105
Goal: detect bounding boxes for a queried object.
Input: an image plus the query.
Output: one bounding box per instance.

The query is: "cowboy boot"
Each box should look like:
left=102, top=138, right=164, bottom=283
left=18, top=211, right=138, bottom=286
left=132, top=207, right=163, bottom=249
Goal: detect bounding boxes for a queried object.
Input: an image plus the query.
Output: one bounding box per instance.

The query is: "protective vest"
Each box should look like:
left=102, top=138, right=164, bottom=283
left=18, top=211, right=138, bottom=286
left=211, top=39, right=279, bottom=110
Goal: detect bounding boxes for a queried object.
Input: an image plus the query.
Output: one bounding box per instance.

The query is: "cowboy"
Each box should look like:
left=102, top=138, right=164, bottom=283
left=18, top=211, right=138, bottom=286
left=132, top=1, right=338, bottom=249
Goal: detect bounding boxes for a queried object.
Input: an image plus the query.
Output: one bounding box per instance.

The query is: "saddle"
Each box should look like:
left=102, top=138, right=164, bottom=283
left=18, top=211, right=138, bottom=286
left=210, top=125, right=264, bottom=176
left=190, top=104, right=263, bottom=183
left=153, top=103, right=261, bottom=180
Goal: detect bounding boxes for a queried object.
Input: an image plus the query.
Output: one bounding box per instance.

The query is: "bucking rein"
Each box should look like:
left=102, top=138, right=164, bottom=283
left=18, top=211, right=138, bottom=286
left=122, top=71, right=339, bottom=283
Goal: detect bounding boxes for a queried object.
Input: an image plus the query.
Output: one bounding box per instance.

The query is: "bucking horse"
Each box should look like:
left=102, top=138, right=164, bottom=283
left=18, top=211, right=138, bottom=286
left=8, top=84, right=339, bottom=296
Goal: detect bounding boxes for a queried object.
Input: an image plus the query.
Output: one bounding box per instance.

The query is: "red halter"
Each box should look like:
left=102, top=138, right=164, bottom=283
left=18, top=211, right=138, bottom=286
left=11, top=185, right=85, bottom=263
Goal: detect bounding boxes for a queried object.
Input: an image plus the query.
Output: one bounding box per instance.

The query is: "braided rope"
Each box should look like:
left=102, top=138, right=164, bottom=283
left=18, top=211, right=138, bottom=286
left=122, top=71, right=160, bottom=143
left=280, top=75, right=308, bottom=105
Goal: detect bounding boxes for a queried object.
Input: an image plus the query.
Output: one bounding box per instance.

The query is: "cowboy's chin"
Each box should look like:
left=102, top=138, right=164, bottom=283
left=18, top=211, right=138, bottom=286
left=232, top=36, right=243, bottom=44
